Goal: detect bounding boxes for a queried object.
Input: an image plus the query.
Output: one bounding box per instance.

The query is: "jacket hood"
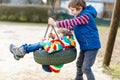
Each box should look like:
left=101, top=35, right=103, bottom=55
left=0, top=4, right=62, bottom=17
left=80, top=5, right=97, bottom=18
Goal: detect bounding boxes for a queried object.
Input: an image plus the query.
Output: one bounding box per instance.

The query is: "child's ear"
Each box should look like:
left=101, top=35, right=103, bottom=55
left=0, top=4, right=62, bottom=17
left=76, top=6, right=83, bottom=11
left=79, top=6, right=83, bottom=10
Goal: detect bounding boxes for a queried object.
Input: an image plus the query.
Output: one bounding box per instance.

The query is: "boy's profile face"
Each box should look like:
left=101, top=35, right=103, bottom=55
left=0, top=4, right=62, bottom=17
left=69, top=6, right=82, bottom=16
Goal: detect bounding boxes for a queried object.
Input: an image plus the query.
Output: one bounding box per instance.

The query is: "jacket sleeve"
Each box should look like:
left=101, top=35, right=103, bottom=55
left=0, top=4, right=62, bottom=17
left=42, top=40, right=63, bottom=53
left=69, top=36, right=76, bottom=47
left=56, top=14, right=89, bottom=30
left=61, top=36, right=76, bottom=48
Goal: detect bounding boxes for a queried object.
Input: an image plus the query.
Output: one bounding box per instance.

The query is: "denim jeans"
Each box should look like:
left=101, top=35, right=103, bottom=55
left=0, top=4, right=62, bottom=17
left=22, top=42, right=42, bottom=53
left=76, top=49, right=98, bottom=80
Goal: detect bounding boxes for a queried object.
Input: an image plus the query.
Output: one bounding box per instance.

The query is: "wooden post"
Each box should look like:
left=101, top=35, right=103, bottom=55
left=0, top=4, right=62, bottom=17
left=103, top=0, right=120, bottom=66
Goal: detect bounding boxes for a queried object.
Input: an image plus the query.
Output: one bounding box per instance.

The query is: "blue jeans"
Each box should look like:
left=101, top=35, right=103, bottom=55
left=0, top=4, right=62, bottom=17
left=22, top=42, right=52, bottom=72
left=76, top=49, right=98, bottom=80
left=22, top=42, right=42, bottom=53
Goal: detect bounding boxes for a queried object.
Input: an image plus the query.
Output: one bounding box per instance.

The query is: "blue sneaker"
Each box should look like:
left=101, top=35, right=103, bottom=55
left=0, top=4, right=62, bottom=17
left=9, top=44, right=25, bottom=60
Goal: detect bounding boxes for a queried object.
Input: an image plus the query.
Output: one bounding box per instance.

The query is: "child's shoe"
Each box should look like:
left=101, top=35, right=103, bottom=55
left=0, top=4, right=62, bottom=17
left=9, top=44, right=25, bottom=60
left=42, top=65, right=52, bottom=72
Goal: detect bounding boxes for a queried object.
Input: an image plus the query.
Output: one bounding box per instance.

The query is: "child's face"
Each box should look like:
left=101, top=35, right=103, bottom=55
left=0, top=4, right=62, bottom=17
left=69, top=6, right=82, bottom=16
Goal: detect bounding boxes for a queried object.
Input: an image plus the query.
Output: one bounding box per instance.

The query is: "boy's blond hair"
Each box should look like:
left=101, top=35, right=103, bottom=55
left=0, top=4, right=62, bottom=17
left=68, top=0, right=86, bottom=10
left=57, top=28, right=73, bottom=36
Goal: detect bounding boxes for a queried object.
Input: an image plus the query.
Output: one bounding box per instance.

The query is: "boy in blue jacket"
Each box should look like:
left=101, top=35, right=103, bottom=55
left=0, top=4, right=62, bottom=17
left=48, top=0, right=101, bottom=80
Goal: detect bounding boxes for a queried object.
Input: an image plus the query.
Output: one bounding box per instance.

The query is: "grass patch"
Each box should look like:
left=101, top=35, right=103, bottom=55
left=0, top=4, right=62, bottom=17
left=103, top=64, right=120, bottom=79
left=101, top=26, right=120, bottom=79
left=98, top=25, right=110, bottom=32
left=110, top=63, right=120, bottom=79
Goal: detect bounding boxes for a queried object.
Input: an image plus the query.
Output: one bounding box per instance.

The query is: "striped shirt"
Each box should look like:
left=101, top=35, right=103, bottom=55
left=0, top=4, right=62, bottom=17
left=56, top=14, right=89, bottom=30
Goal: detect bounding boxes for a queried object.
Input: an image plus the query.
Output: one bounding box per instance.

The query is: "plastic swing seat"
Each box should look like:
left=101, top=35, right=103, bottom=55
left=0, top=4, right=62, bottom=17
left=33, top=25, right=77, bottom=65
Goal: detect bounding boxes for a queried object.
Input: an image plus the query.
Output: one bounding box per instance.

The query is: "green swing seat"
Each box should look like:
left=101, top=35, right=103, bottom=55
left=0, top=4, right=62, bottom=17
left=33, top=47, right=77, bottom=65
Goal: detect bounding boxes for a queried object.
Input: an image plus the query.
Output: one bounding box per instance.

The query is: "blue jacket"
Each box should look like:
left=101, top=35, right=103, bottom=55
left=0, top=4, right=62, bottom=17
left=73, top=5, right=101, bottom=50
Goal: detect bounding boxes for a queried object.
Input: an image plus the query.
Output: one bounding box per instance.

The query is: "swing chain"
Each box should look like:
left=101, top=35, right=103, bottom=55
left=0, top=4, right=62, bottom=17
left=44, top=0, right=59, bottom=39
left=44, top=24, right=60, bottom=40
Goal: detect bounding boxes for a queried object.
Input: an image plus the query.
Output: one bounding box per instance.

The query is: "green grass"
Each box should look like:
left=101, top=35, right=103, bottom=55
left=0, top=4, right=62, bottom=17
left=110, top=64, right=120, bottom=79
left=98, top=26, right=120, bottom=79
left=103, top=64, right=120, bottom=79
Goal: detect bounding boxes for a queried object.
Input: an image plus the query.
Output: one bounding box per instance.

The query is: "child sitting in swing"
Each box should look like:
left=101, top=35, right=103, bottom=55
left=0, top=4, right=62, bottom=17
left=9, top=28, right=76, bottom=73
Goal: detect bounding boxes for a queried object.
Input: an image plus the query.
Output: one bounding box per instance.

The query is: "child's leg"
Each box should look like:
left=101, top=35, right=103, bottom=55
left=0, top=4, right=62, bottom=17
left=82, top=49, right=98, bottom=80
left=75, top=51, right=85, bottom=80
left=10, top=42, right=42, bottom=60
left=22, top=42, right=42, bottom=53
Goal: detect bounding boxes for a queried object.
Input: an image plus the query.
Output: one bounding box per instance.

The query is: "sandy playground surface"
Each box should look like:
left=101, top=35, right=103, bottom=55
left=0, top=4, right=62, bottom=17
left=0, top=22, right=114, bottom=80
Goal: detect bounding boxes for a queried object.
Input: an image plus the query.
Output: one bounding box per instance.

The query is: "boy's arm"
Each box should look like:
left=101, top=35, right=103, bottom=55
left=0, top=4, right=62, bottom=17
left=56, top=14, right=89, bottom=30
left=48, top=14, right=89, bottom=30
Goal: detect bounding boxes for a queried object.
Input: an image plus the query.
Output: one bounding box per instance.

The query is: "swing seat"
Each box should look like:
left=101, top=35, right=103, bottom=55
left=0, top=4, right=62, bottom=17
left=33, top=47, right=77, bottom=65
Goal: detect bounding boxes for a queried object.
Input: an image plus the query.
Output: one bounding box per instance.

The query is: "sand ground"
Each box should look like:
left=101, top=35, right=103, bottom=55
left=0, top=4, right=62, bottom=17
left=0, top=22, right=113, bottom=80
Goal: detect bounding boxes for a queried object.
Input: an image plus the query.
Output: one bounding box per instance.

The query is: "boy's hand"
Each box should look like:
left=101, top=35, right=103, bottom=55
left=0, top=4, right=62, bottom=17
left=48, top=33, right=56, bottom=39
left=48, top=17, right=56, bottom=26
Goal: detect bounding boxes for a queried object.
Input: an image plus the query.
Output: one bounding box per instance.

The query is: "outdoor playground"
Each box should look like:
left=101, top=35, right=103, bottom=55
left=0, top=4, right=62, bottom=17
left=0, top=22, right=119, bottom=80
left=0, top=0, right=120, bottom=80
